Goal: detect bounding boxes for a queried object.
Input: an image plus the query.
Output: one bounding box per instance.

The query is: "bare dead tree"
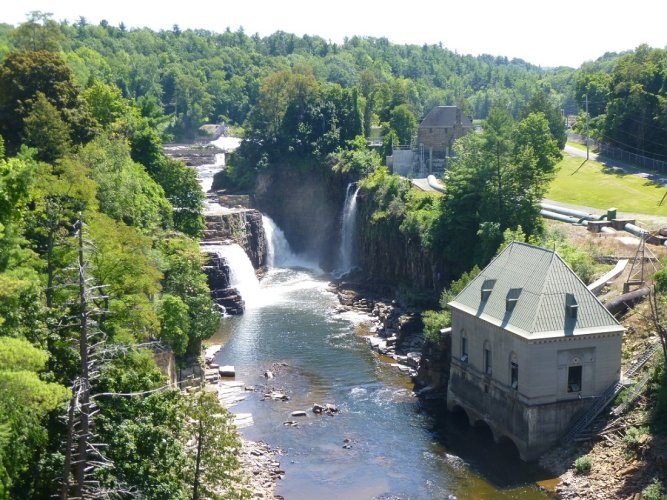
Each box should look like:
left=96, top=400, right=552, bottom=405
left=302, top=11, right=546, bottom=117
left=60, top=218, right=116, bottom=499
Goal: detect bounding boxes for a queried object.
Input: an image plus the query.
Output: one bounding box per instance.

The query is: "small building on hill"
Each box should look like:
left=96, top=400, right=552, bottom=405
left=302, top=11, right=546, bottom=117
left=387, top=105, right=473, bottom=177
left=446, top=242, right=624, bottom=461
left=417, top=105, right=473, bottom=159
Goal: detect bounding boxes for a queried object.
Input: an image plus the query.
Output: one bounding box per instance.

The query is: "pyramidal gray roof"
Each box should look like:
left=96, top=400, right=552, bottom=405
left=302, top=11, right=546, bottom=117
left=420, top=106, right=473, bottom=128
left=448, top=242, right=623, bottom=339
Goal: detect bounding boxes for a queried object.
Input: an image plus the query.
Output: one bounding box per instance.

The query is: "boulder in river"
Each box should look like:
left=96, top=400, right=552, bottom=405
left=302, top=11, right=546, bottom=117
left=218, top=365, right=236, bottom=377
left=291, top=410, right=307, bottom=417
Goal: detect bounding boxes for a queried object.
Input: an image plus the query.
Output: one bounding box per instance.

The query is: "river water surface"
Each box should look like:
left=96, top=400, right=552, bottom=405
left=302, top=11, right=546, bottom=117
left=199, top=139, right=555, bottom=499
left=210, top=266, right=556, bottom=499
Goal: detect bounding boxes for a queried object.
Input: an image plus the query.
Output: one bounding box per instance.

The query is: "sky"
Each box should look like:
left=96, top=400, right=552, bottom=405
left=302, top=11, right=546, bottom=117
left=3, top=0, right=667, bottom=68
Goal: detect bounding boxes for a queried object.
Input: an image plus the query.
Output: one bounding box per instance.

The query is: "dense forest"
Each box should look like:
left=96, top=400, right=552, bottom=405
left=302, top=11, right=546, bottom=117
left=0, top=14, right=245, bottom=500
left=0, top=11, right=666, bottom=499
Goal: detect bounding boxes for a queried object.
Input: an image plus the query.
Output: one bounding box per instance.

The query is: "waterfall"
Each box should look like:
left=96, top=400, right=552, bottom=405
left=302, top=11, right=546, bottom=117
left=337, top=183, right=360, bottom=276
left=201, top=243, right=260, bottom=307
left=262, top=215, right=320, bottom=271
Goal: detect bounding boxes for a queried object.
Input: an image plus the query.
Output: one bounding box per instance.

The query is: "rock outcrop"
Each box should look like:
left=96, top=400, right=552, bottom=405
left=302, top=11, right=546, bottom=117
left=414, top=337, right=451, bottom=398
left=204, top=208, right=267, bottom=270
left=201, top=208, right=267, bottom=315
left=201, top=251, right=245, bottom=315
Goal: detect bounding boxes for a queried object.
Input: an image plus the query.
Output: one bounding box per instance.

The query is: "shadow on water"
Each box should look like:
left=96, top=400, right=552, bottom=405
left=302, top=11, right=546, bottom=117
left=420, top=399, right=558, bottom=498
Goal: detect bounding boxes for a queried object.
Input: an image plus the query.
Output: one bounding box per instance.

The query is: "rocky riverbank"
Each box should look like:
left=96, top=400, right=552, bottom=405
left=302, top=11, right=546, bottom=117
left=202, top=346, right=284, bottom=499
left=329, top=281, right=425, bottom=377
left=237, top=440, right=284, bottom=499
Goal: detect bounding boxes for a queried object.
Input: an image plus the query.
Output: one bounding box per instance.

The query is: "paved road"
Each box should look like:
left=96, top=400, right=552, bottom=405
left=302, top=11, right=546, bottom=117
left=563, top=145, right=667, bottom=188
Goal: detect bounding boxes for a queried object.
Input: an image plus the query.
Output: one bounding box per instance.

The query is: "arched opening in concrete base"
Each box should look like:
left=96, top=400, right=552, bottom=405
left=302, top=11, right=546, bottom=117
left=496, top=435, right=521, bottom=459
left=449, top=404, right=470, bottom=426
left=471, top=418, right=494, bottom=442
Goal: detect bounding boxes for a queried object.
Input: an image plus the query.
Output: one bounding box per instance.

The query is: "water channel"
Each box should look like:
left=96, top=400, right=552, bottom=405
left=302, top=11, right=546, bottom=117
left=198, top=141, right=556, bottom=499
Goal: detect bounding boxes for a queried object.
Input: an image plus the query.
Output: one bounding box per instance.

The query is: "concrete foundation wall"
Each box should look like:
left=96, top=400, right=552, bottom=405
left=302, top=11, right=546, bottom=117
left=391, top=150, right=416, bottom=177
left=447, top=364, right=589, bottom=460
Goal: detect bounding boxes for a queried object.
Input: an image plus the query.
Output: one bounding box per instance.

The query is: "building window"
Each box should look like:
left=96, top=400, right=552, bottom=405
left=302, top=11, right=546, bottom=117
left=568, top=365, right=582, bottom=393
left=484, top=342, right=492, bottom=375
left=461, top=333, right=468, bottom=363
left=510, top=352, right=518, bottom=389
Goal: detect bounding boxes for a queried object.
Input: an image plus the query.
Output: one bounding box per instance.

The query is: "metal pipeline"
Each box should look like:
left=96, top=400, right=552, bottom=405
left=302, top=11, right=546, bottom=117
left=540, top=210, right=588, bottom=225
left=540, top=202, right=601, bottom=221
left=604, top=287, right=650, bottom=316
left=624, top=223, right=648, bottom=238
left=427, top=175, right=446, bottom=193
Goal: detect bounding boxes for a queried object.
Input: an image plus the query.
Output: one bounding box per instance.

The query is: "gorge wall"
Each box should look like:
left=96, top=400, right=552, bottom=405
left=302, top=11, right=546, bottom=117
left=355, top=190, right=449, bottom=296
left=254, top=165, right=350, bottom=271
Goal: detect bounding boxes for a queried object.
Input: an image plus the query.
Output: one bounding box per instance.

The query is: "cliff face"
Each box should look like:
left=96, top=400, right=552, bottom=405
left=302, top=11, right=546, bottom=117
left=255, top=166, right=350, bottom=271
left=355, top=190, right=449, bottom=295
left=204, top=208, right=267, bottom=270
left=202, top=207, right=267, bottom=315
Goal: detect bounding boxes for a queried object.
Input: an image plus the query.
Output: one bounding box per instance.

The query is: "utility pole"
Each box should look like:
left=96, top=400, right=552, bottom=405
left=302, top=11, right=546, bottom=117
left=585, top=94, right=589, bottom=160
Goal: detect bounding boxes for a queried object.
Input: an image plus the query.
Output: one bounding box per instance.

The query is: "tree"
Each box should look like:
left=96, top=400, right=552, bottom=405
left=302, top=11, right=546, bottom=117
left=158, top=236, right=219, bottom=356
left=389, top=104, right=417, bottom=146
left=158, top=295, right=189, bottom=355
left=79, top=135, right=173, bottom=233
left=82, top=81, right=132, bottom=129
left=86, top=212, right=162, bottom=343
left=150, top=157, right=204, bottom=237
left=94, top=351, right=191, bottom=499
left=22, top=92, right=72, bottom=163
left=11, top=11, right=64, bottom=52
left=0, top=51, right=95, bottom=155
left=0, top=337, right=69, bottom=498
left=520, top=90, right=567, bottom=149
left=434, top=106, right=555, bottom=273
left=186, top=391, right=245, bottom=499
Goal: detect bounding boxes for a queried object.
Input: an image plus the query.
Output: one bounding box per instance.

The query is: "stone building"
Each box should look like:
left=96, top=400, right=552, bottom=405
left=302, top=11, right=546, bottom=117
left=417, top=105, right=473, bottom=165
left=446, top=242, right=624, bottom=461
left=387, top=105, right=473, bottom=177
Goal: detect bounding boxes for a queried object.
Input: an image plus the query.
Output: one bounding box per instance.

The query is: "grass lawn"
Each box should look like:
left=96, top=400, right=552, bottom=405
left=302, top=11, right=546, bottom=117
left=547, top=154, right=667, bottom=216
left=566, top=141, right=595, bottom=153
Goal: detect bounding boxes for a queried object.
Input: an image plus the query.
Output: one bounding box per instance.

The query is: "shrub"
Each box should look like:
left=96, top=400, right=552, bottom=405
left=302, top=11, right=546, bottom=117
left=641, top=480, right=666, bottom=500
left=624, top=426, right=650, bottom=453
left=574, top=455, right=592, bottom=474
left=422, top=310, right=451, bottom=344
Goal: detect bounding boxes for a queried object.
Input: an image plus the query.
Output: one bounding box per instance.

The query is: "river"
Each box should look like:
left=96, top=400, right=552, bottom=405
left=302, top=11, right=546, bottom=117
left=198, top=139, right=556, bottom=499
left=209, top=264, right=555, bottom=499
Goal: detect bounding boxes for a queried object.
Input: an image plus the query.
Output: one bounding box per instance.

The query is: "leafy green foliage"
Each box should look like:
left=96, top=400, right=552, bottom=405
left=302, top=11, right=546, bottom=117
left=439, top=265, right=482, bottom=309
left=0, top=50, right=95, bottom=155
left=22, top=92, right=72, bottom=163
left=186, top=391, right=247, bottom=499
left=389, top=104, right=417, bottom=145
left=654, top=268, right=667, bottom=293
left=0, top=337, right=69, bottom=498
left=158, top=295, right=190, bottom=355
left=624, top=426, right=650, bottom=455
left=95, top=351, right=190, bottom=499
left=641, top=479, right=666, bottom=500
left=574, top=455, right=592, bottom=474
left=422, top=310, right=451, bottom=343
left=331, top=136, right=382, bottom=175
left=158, top=236, right=219, bottom=355
left=79, top=135, right=173, bottom=232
